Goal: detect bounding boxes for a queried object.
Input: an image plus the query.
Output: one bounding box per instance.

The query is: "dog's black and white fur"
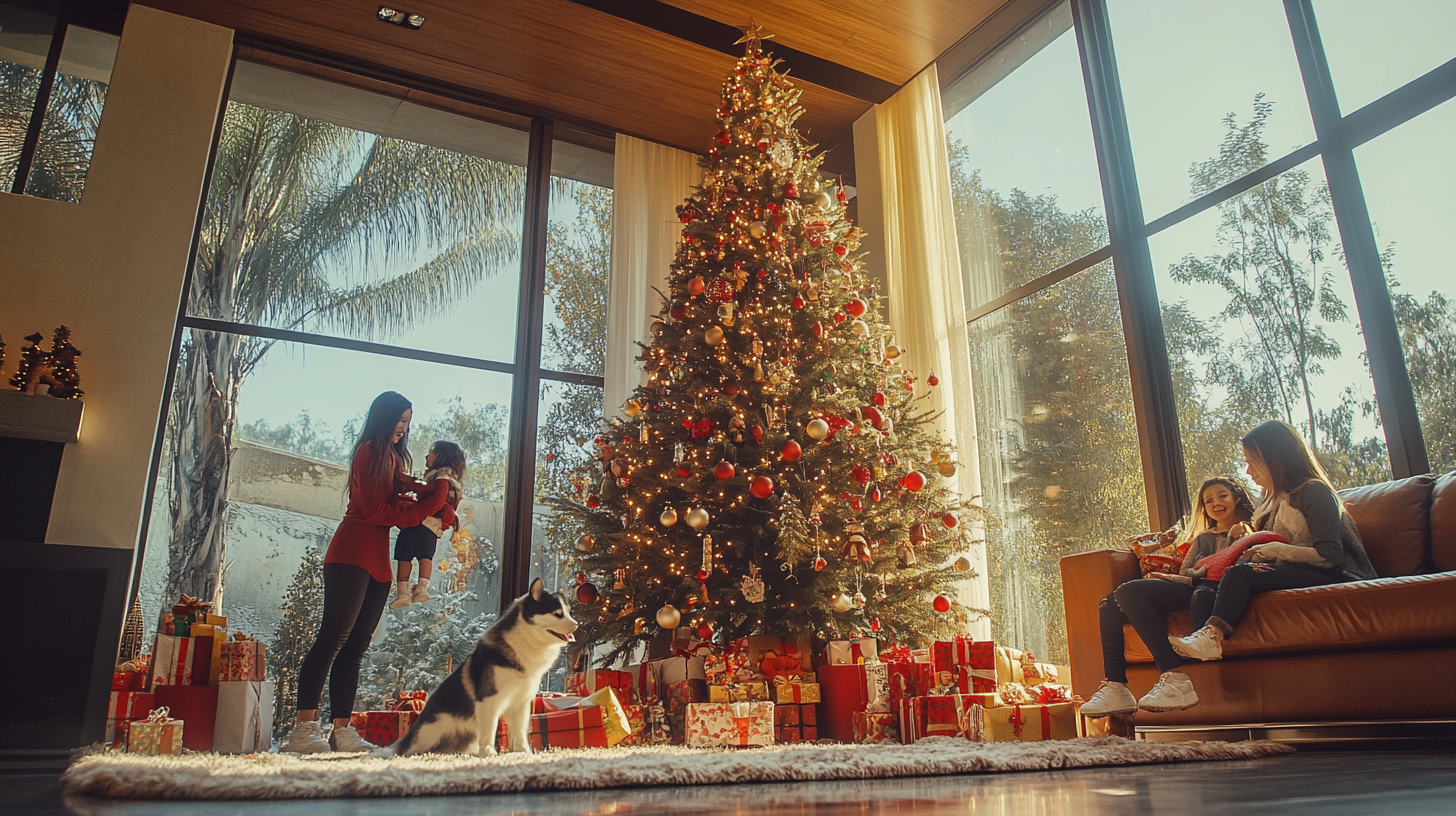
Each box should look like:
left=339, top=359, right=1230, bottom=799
left=390, top=578, right=577, bottom=757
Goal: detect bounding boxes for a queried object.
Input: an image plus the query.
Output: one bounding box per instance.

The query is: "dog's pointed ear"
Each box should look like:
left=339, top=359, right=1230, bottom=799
left=530, top=577, right=545, bottom=600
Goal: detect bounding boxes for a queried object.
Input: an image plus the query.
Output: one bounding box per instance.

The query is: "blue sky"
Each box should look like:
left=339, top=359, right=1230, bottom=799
left=236, top=0, right=1453, bottom=465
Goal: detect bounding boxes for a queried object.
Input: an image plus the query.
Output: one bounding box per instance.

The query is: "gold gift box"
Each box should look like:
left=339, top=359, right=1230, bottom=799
left=708, top=681, right=770, bottom=703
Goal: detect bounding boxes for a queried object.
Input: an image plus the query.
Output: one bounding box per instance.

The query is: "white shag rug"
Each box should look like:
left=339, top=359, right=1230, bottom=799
left=62, top=737, right=1294, bottom=800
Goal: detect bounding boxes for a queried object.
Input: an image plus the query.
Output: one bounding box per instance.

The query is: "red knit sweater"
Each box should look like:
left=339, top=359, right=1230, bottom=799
left=324, top=441, right=451, bottom=582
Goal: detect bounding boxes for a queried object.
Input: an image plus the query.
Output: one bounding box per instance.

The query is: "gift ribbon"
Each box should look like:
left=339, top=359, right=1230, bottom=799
left=393, top=691, right=427, bottom=713
left=1010, top=705, right=1025, bottom=739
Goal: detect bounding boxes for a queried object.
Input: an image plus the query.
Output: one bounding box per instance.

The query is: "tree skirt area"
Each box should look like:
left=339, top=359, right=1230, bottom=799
left=62, top=737, right=1294, bottom=800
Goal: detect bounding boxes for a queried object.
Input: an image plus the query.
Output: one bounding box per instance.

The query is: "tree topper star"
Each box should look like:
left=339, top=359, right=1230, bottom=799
left=735, top=20, right=775, bottom=53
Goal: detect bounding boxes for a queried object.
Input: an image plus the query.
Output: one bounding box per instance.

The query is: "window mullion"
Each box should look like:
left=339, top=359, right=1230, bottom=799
left=1284, top=0, right=1428, bottom=478
left=10, top=0, right=71, bottom=195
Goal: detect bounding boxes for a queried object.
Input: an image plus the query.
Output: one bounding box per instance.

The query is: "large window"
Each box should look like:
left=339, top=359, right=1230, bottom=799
left=142, top=59, right=611, bottom=727
left=946, top=3, right=1144, bottom=663
left=941, top=0, right=1455, bottom=659
left=0, top=1, right=117, bottom=201
left=1353, top=98, right=1456, bottom=474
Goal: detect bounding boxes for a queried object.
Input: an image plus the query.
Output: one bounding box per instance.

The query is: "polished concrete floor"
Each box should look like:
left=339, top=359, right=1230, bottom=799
left=5, top=749, right=1454, bottom=816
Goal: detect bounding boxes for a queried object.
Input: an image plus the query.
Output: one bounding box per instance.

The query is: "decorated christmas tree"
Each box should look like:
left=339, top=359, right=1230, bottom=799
left=550, top=27, right=980, bottom=666
left=47, top=325, right=82, bottom=399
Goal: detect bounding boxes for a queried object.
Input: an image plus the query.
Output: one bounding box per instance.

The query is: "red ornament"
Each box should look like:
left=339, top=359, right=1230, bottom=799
left=671, top=304, right=688, bottom=320
left=691, top=418, right=718, bottom=439
left=688, top=276, right=706, bottom=296
left=927, top=372, right=940, bottom=387
left=724, top=383, right=740, bottom=396
left=696, top=569, right=708, bottom=581
left=757, top=268, right=769, bottom=279
left=850, top=497, right=863, bottom=511
left=942, top=512, right=958, bottom=528
left=576, top=582, right=600, bottom=605
left=586, top=493, right=601, bottom=509
left=871, top=485, right=883, bottom=503
left=792, top=295, right=804, bottom=309
left=851, top=464, right=872, bottom=484
left=676, top=465, right=692, bottom=478
left=834, top=311, right=846, bottom=324
left=716, top=129, right=731, bottom=145
left=750, top=475, right=775, bottom=499
left=900, top=471, right=927, bottom=492
left=813, top=556, right=828, bottom=572
left=751, top=426, right=764, bottom=445
left=785, top=182, right=799, bottom=198
left=544, top=453, right=554, bottom=463
left=697, top=623, right=714, bottom=639
left=932, top=594, right=952, bottom=614
left=713, top=460, right=736, bottom=481
left=706, top=279, right=734, bottom=304
left=678, top=205, right=697, bottom=223
left=812, top=322, right=823, bottom=338
left=872, top=391, right=887, bottom=407
left=781, top=440, right=803, bottom=462
left=845, top=298, right=867, bottom=317
left=870, top=617, right=881, bottom=633
left=833, top=245, right=847, bottom=257
left=861, top=405, right=884, bottom=430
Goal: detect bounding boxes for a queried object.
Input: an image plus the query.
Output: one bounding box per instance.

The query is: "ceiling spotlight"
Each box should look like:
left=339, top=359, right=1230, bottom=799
left=376, top=6, right=425, bottom=29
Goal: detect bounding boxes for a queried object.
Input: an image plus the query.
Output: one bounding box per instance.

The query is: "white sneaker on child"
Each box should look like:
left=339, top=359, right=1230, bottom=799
left=1170, top=624, right=1224, bottom=661
left=1138, top=671, right=1199, bottom=712
left=1080, top=681, right=1138, bottom=718
left=411, top=580, right=431, bottom=604
left=284, top=719, right=330, bottom=754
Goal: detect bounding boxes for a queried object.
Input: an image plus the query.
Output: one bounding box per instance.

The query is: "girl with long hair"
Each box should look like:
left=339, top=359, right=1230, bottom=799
left=1082, top=476, right=1257, bottom=718
left=284, top=391, right=457, bottom=753
left=1170, top=420, right=1375, bottom=668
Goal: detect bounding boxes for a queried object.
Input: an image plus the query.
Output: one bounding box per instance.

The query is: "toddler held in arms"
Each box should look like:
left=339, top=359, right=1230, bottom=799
left=391, top=440, right=467, bottom=609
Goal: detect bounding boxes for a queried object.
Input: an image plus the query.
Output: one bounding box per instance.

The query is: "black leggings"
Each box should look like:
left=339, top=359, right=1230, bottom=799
left=296, top=562, right=391, bottom=722
left=1208, top=562, right=1340, bottom=632
left=1099, top=578, right=1218, bottom=681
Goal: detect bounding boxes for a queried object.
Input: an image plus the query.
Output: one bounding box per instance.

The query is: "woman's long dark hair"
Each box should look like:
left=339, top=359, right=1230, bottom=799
left=429, top=440, right=468, bottom=478
left=353, top=391, right=413, bottom=489
left=1242, top=419, right=1335, bottom=503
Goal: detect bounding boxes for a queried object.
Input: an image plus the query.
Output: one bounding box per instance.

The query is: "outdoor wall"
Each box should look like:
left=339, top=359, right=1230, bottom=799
left=0, top=6, right=234, bottom=549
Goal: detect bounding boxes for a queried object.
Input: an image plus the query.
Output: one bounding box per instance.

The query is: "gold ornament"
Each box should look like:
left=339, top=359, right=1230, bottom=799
left=806, top=418, right=830, bottom=440
left=660, top=508, right=679, bottom=527
left=656, top=604, right=682, bottom=629
left=575, top=534, right=595, bottom=552
left=625, top=400, right=642, bottom=418
left=705, top=326, right=726, bottom=346
left=686, top=507, right=711, bottom=529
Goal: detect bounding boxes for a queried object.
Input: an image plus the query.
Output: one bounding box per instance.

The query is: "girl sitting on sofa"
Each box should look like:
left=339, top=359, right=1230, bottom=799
left=1081, top=476, right=1257, bottom=718
left=1169, top=420, right=1376, bottom=664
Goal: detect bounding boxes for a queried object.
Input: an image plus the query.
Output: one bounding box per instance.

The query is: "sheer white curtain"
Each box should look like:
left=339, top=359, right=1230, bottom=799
left=605, top=135, right=701, bottom=418
left=873, top=66, right=991, bottom=638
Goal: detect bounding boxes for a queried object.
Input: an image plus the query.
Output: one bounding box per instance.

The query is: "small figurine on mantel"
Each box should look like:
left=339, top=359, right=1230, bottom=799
left=9, top=332, right=51, bottom=394
left=47, top=325, right=83, bottom=399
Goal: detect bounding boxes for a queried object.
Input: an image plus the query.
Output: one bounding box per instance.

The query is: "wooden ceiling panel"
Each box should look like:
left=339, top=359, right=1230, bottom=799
left=656, top=0, right=1008, bottom=84
left=131, top=0, right=1012, bottom=156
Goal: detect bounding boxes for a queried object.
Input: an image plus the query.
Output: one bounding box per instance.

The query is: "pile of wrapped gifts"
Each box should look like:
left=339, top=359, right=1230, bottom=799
left=104, top=595, right=274, bottom=754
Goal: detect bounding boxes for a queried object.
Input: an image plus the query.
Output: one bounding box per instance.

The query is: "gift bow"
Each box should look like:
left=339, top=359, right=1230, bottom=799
left=881, top=645, right=913, bottom=664
left=393, top=691, right=427, bottom=712
left=145, top=706, right=173, bottom=723
left=1034, top=684, right=1073, bottom=705
left=171, top=594, right=211, bottom=615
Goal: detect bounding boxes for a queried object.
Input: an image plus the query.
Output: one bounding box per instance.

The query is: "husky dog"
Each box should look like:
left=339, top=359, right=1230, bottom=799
left=391, top=578, right=577, bottom=757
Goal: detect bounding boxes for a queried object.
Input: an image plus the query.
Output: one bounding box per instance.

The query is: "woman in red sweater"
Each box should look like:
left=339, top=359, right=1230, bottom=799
left=284, top=391, right=455, bottom=753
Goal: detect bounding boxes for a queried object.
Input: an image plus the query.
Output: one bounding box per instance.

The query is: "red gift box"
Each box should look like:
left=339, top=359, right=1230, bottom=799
left=105, top=691, right=155, bottom=746
left=817, top=663, right=875, bottom=743
left=776, top=724, right=817, bottom=742
left=774, top=702, right=817, bottom=726
left=499, top=706, right=608, bottom=750
left=955, top=665, right=997, bottom=694
left=901, top=693, right=998, bottom=742
left=565, top=669, right=634, bottom=703
left=219, top=640, right=267, bottom=682
left=351, top=710, right=419, bottom=746
left=111, top=671, right=145, bottom=692
left=932, top=636, right=994, bottom=675
left=152, top=683, right=219, bottom=751
left=887, top=662, right=936, bottom=701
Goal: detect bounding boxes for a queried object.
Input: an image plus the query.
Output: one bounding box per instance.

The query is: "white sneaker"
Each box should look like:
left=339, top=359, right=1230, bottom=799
left=1170, top=624, right=1224, bottom=661
left=1080, top=681, right=1138, bottom=718
left=331, top=724, right=377, bottom=753
left=389, top=589, right=413, bottom=609
left=1138, top=671, right=1199, bottom=712
left=284, top=719, right=330, bottom=754
left=411, top=582, right=431, bottom=604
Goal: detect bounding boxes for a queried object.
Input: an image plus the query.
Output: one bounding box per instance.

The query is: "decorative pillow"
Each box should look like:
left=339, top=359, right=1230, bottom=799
left=1195, top=531, right=1288, bottom=581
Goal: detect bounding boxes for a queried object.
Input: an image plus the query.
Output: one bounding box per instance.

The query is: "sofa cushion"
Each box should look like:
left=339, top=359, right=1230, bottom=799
left=1432, top=471, right=1456, bottom=573
left=1340, top=474, right=1434, bottom=576
left=1123, top=570, right=1456, bottom=663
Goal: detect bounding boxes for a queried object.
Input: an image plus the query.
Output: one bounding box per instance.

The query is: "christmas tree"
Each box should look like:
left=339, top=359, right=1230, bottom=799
left=271, top=547, right=326, bottom=737
left=47, top=325, right=82, bottom=399
left=550, top=27, right=979, bottom=666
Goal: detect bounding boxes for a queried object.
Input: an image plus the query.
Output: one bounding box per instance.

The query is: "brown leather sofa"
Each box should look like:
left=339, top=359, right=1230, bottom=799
left=1061, top=472, right=1456, bottom=726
